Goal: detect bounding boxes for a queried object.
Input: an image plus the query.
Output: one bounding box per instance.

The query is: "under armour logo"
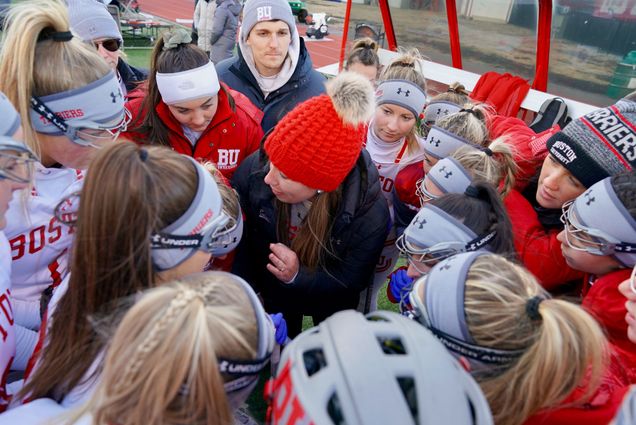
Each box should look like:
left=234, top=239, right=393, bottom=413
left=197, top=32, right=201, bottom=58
left=110, top=90, right=122, bottom=103
left=413, top=216, right=427, bottom=229
left=429, top=137, right=441, bottom=147
left=584, top=190, right=596, bottom=206
left=439, top=263, right=452, bottom=271
left=396, top=88, right=410, bottom=97
left=439, top=166, right=452, bottom=179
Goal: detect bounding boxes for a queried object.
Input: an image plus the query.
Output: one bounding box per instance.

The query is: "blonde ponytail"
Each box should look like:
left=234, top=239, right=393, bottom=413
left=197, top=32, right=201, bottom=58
left=451, top=137, right=518, bottom=197
left=76, top=274, right=259, bottom=425
left=464, top=256, right=607, bottom=425
left=435, top=102, right=492, bottom=148
left=0, top=0, right=111, bottom=157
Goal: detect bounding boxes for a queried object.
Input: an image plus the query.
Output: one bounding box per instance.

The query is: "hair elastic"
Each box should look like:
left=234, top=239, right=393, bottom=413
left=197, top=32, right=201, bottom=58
left=459, top=107, right=477, bottom=116
left=138, top=149, right=148, bottom=162
left=525, top=296, right=544, bottom=321
left=484, top=147, right=493, bottom=157
left=38, top=30, right=73, bottom=42
left=464, top=185, right=489, bottom=202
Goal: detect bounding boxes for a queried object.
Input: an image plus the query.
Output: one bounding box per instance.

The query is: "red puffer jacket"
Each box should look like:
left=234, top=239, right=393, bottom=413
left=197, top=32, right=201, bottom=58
left=123, top=83, right=263, bottom=179
left=504, top=189, right=584, bottom=290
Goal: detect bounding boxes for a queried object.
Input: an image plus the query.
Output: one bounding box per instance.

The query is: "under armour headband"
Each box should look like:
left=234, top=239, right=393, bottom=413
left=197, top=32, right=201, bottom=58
left=424, top=125, right=481, bottom=160
left=410, top=252, right=524, bottom=368
left=402, top=204, right=491, bottom=255
left=29, top=71, right=125, bottom=135
left=425, top=157, right=472, bottom=196
left=571, top=177, right=636, bottom=267
left=151, top=157, right=224, bottom=271
left=0, top=92, right=21, bottom=137
left=376, top=79, right=427, bottom=118
left=156, top=61, right=221, bottom=105
left=423, top=101, right=461, bottom=125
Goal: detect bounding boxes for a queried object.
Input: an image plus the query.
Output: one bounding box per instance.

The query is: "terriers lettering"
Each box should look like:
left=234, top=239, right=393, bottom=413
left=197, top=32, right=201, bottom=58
left=584, top=105, right=636, bottom=163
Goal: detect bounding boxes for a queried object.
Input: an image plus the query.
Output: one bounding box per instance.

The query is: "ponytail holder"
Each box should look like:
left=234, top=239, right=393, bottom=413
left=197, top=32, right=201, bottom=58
left=459, top=108, right=477, bottom=116
left=464, top=185, right=489, bottom=202
left=526, top=296, right=544, bottom=321
left=139, top=148, right=149, bottom=162
left=447, top=87, right=457, bottom=93
left=484, top=147, right=493, bottom=157
left=38, top=30, right=73, bottom=42
left=162, top=28, right=192, bottom=51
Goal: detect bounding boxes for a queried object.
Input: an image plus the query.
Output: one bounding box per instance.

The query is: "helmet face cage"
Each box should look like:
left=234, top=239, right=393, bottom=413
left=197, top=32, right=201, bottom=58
left=560, top=200, right=619, bottom=256
left=0, top=145, right=37, bottom=184
left=396, top=233, right=462, bottom=269
left=72, top=108, right=132, bottom=148
left=415, top=177, right=438, bottom=207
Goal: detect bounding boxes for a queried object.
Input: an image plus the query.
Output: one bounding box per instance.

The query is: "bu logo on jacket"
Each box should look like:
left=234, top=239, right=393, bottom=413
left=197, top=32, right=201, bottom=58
left=217, top=149, right=240, bottom=169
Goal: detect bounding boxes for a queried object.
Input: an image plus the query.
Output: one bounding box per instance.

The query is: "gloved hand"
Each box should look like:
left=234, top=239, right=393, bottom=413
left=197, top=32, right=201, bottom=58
left=270, top=313, right=288, bottom=346
left=387, top=268, right=414, bottom=304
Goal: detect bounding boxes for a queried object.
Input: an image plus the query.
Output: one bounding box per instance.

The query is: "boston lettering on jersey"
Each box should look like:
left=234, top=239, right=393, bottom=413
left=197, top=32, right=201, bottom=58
left=583, top=105, right=636, bottom=164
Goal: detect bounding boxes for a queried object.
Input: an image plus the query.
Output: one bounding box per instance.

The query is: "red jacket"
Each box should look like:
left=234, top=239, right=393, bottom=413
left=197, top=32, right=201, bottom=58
left=583, top=269, right=634, bottom=356
left=504, top=189, right=584, bottom=290
left=123, top=84, right=264, bottom=179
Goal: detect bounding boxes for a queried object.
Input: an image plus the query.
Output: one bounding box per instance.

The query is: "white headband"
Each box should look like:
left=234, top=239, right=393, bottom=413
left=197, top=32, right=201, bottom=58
left=156, top=62, right=221, bottom=105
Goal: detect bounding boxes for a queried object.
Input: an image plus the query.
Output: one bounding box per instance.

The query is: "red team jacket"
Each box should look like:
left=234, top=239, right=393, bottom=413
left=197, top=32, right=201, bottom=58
left=123, top=83, right=264, bottom=179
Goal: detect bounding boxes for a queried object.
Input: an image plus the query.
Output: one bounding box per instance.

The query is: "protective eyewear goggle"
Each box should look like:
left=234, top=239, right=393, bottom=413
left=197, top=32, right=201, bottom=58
left=0, top=144, right=37, bottom=184
left=560, top=201, right=636, bottom=256
left=30, top=95, right=130, bottom=149
left=92, top=38, right=122, bottom=53
left=415, top=177, right=438, bottom=207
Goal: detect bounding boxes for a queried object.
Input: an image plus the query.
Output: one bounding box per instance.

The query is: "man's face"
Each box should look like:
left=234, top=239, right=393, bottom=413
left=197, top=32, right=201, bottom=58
left=246, top=20, right=291, bottom=77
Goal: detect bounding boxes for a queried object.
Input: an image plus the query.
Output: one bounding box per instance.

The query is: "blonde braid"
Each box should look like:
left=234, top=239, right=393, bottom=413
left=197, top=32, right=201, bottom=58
left=117, top=288, right=201, bottom=390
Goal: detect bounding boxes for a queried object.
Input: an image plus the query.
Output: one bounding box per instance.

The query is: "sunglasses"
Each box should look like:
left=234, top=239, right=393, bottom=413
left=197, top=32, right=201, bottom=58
left=93, top=38, right=122, bottom=53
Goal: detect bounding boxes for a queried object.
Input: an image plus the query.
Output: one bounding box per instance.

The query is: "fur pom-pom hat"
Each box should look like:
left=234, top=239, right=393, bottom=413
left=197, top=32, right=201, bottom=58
left=265, top=72, right=375, bottom=191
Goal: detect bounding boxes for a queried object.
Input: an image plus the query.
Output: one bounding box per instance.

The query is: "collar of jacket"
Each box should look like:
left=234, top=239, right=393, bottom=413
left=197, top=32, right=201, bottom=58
left=232, top=37, right=314, bottom=101
left=155, top=83, right=234, bottom=138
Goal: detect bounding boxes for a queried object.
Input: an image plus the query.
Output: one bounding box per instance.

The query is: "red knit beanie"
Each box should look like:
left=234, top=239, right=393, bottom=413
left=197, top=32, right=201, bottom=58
left=265, top=72, right=375, bottom=192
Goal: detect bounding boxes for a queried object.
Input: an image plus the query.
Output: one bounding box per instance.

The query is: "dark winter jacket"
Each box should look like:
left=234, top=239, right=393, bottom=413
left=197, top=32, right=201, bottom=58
left=231, top=149, right=390, bottom=316
left=216, top=38, right=326, bottom=132
left=117, top=58, right=147, bottom=93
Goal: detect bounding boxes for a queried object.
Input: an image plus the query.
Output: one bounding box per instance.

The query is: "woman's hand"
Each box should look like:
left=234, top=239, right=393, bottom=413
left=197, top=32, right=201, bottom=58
left=267, top=243, right=300, bottom=283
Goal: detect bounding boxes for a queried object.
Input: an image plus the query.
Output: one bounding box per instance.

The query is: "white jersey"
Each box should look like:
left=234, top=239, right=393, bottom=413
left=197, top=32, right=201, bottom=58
left=3, top=164, right=84, bottom=331
left=0, top=233, right=15, bottom=412
left=0, top=397, right=91, bottom=425
left=364, top=126, right=425, bottom=211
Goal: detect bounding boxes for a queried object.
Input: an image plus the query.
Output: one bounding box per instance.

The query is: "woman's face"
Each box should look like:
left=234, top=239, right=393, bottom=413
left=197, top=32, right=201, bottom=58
left=264, top=163, right=318, bottom=204
left=0, top=178, right=27, bottom=229
left=423, top=152, right=438, bottom=174
left=373, top=103, right=416, bottom=143
left=536, top=155, right=585, bottom=209
left=93, top=37, right=121, bottom=71
left=39, top=133, right=110, bottom=169
left=167, top=96, right=219, bottom=133
left=347, top=62, right=378, bottom=86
